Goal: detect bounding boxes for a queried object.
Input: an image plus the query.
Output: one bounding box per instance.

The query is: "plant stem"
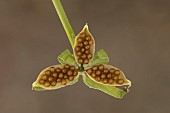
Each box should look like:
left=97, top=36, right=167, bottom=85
left=52, top=0, right=75, bottom=48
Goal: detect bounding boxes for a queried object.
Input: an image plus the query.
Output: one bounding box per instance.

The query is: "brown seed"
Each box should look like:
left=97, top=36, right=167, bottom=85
left=70, top=66, right=75, bottom=70
left=85, top=50, right=90, bottom=54
left=81, top=48, right=85, bottom=53
left=68, top=76, right=74, bottom=81
left=73, top=71, right=78, bottom=76
left=78, top=58, right=83, bottom=64
left=75, top=46, right=80, bottom=52
left=44, top=81, right=50, bottom=87
left=89, top=40, right=93, bottom=45
left=48, top=76, right=54, bottom=82
left=64, top=64, right=70, bottom=69
left=96, top=70, right=101, bottom=76
left=39, top=79, right=45, bottom=84
left=57, top=78, right=61, bottom=82
left=91, top=73, right=96, bottom=78
left=61, top=79, right=67, bottom=85
left=52, top=73, right=58, bottom=78
left=110, top=69, right=115, bottom=74
left=78, top=43, right=84, bottom=47
left=104, top=68, right=109, bottom=74
left=98, top=65, right=104, bottom=70
left=84, top=59, right=89, bottom=64
left=64, top=75, right=68, bottom=79
left=113, top=75, right=119, bottom=80
left=41, top=75, right=48, bottom=80
left=107, top=74, right=112, bottom=78
left=81, top=54, right=86, bottom=59
left=86, top=35, right=91, bottom=41
left=92, top=66, right=98, bottom=71
left=85, top=45, right=90, bottom=49
left=117, top=79, right=124, bottom=84
left=87, top=54, right=92, bottom=59
left=45, top=70, right=51, bottom=76
left=108, top=79, right=114, bottom=84
left=51, top=81, right=57, bottom=86
left=95, top=76, right=101, bottom=81
left=101, top=74, right=106, bottom=79
left=76, top=51, right=82, bottom=56
left=50, top=67, right=55, bottom=73
left=115, top=70, right=120, bottom=75
left=59, top=73, right=64, bottom=78
left=84, top=41, right=89, bottom=45
left=79, top=32, right=86, bottom=38
left=102, top=79, right=108, bottom=84
left=87, top=69, right=92, bottom=74
left=62, top=69, right=67, bottom=73
left=56, top=68, right=61, bottom=73
left=77, top=37, right=83, bottom=43
left=67, top=70, right=73, bottom=76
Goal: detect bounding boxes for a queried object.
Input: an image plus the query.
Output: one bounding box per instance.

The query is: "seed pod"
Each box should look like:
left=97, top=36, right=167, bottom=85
left=73, top=25, right=95, bottom=67
left=85, top=64, right=131, bottom=86
left=32, top=64, right=80, bottom=91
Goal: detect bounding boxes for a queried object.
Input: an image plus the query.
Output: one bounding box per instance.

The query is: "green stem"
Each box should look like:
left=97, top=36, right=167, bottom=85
left=52, top=0, right=75, bottom=48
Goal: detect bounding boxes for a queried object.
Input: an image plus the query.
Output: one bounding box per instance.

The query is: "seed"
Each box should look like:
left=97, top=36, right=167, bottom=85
left=67, top=70, right=73, bottom=76
left=96, top=70, right=101, bottom=76
left=78, top=43, right=84, bottom=47
left=110, top=68, right=115, bottom=74
left=91, top=73, right=96, bottom=78
left=117, top=79, right=124, bottom=84
left=79, top=32, right=86, bottom=38
left=39, top=79, right=45, bottom=84
left=75, top=46, right=80, bottom=52
left=76, top=51, right=82, bottom=56
left=87, top=54, right=92, bottom=59
left=45, top=70, right=51, bottom=76
left=68, top=76, right=74, bottom=81
left=108, top=79, right=114, bottom=84
left=87, top=69, right=92, bottom=74
left=98, top=65, right=104, bottom=70
left=81, top=54, right=86, bottom=59
left=57, top=78, right=61, bottom=82
left=52, top=73, right=58, bottom=78
left=85, top=45, right=90, bottom=49
left=44, top=81, right=50, bottom=87
left=84, top=59, right=89, bottom=64
left=101, top=74, right=106, bottom=79
left=107, top=74, right=112, bottom=78
left=77, top=37, right=83, bottom=43
left=59, top=73, right=64, bottom=78
left=113, top=75, right=119, bottom=80
left=70, top=66, right=75, bottom=70
left=86, top=35, right=91, bottom=41
left=48, top=76, right=54, bottom=82
left=73, top=71, right=78, bottom=76
left=50, top=67, right=55, bottom=73
left=92, top=66, right=98, bottom=71
left=64, top=75, right=68, bottom=79
left=62, top=69, right=67, bottom=73
left=81, top=48, right=85, bottom=52
left=102, top=79, right=108, bottom=84
left=78, top=58, right=83, bottom=64
left=85, top=50, right=90, bottom=54
left=64, top=64, right=70, bottom=69
left=104, top=69, right=109, bottom=74
left=89, top=40, right=93, bottom=45
left=42, top=75, right=48, bottom=80
left=61, top=79, right=67, bottom=85
left=84, top=41, right=89, bottom=45
left=95, top=76, right=101, bottom=81
left=115, top=70, right=120, bottom=75
left=56, top=68, right=61, bottom=73
left=51, top=81, right=57, bottom=86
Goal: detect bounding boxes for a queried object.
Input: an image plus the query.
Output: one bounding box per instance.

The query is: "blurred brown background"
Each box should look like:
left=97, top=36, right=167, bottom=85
left=0, top=0, right=170, bottom=113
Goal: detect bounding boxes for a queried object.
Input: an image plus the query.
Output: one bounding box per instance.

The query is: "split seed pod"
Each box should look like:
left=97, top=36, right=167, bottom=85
left=74, top=25, right=95, bottom=67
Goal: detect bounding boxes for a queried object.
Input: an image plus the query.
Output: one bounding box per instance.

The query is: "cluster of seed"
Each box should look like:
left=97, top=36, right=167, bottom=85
left=74, top=32, right=93, bottom=65
left=86, top=65, right=124, bottom=85
left=39, top=64, right=78, bottom=87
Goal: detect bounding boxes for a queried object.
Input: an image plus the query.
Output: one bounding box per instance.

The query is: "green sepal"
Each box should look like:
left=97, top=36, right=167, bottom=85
left=85, top=49, right=109, bottom=69
left=57, top=49, right=77, bottom=67
left=82, top=73, right=127, bottom=98
left=32, top=86, right=45, bottom=91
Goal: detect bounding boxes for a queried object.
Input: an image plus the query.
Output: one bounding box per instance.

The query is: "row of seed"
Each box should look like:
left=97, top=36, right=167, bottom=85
left=39, top=64, right=78, bottom=87
left=74, top=32, right=93, bottom=64
left=86, top=65, right=124, bottom=85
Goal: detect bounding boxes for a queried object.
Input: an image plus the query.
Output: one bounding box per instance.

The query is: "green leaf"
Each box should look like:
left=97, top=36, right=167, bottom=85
left=85, top=49, right=109, bottom=69
left=82, top=73, right=127, bottom=98
left=57, top=49, right=77, bottom=67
